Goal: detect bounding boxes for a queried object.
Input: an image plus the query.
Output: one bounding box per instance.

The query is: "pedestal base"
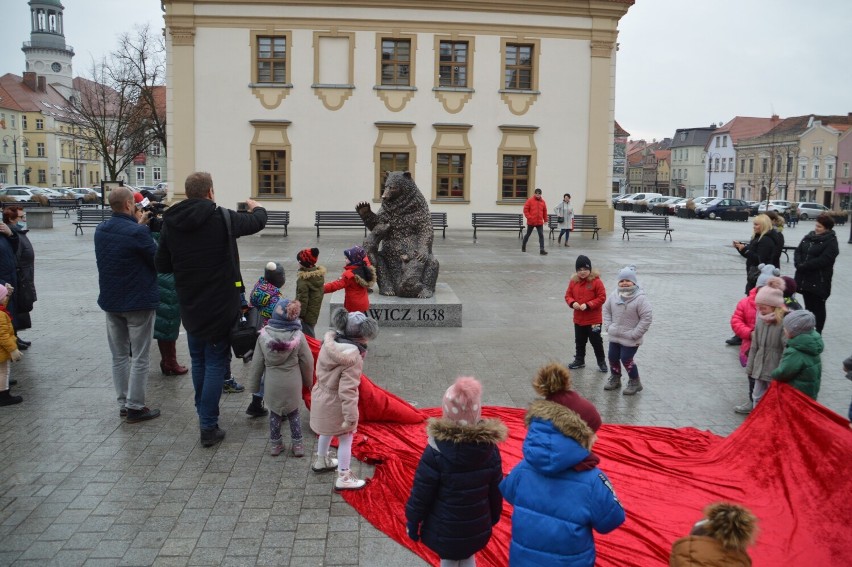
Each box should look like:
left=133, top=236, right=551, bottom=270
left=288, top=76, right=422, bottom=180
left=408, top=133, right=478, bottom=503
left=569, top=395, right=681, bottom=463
left=329, top=282, right=462, bottom=327
left=582, top=200, right=614, bottom=232
left=26, top=207, right=54, bottom=229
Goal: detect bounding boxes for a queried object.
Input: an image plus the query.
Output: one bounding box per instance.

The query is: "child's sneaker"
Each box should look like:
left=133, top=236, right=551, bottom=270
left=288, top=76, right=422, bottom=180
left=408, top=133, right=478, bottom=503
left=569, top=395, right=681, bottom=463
left=290, top=440, right=305, bottom=458
left=733, top=401, right=753, bottom=415
left=597, top=360, right=608, bottom=373
left=270, top=442, right=284, bottom=457
left=334, top=469, right=366, bottom=491
left=223, top=376, right=245, bottom=393
left=312, top=454, right=338, bottom=472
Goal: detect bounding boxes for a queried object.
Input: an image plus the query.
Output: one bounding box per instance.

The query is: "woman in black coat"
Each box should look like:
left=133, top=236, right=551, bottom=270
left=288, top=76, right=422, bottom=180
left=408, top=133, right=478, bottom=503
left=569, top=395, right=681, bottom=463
left=3, top=206, right=34, bottom=349
left=794, top=213, right=840, bottom=333
left=733, top=213, right=778, bottom=294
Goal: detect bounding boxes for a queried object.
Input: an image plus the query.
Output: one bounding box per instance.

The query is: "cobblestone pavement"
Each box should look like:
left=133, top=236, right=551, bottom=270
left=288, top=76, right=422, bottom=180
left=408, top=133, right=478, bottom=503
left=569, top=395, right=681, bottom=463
left=1, top=210, right=850, bottom=566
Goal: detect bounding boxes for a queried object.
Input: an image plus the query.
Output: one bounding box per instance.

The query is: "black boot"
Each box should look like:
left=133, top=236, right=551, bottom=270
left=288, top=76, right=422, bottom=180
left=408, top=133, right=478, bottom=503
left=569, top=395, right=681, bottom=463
left=245, top=395, right=268, bottom=418
left=16, top=339, right=28, bottom=351
left=0, top=389, right=23, bottom=406
left=725, top=335, right=742, bottom=346
left=200, top=427, right=226, bottom=447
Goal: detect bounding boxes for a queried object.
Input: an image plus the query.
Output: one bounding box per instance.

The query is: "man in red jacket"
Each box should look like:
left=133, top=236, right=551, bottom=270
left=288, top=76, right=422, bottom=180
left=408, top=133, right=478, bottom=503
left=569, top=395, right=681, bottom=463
left=522, top=188, right=548, bottom=255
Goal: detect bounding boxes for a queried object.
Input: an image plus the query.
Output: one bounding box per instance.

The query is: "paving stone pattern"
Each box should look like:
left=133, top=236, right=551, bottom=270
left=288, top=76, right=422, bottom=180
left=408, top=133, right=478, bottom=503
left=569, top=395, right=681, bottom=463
left=1, top=211, right=849, bottom=566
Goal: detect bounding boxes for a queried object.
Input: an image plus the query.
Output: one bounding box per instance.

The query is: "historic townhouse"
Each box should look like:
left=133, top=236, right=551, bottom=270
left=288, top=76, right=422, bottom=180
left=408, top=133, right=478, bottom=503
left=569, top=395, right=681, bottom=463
left=836, top=128, right=852, bottom=210
left=0, top=86, right=27, bottom=186
left=668, top=126, right=714, bottom=198
left=705, top=116, right=779, bottom=201
left=797, top=119, right=848, bottom=207
left=162, top=0, right=634, bottom=229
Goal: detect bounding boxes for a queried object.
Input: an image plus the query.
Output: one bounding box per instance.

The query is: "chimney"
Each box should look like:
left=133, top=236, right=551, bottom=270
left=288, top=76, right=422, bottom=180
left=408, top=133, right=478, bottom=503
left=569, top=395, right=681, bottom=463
left=37, top=76, right=46, bottom=92
left=771, top=114, right=779, bottom=121
left=23, top=72, right=37, bottom=91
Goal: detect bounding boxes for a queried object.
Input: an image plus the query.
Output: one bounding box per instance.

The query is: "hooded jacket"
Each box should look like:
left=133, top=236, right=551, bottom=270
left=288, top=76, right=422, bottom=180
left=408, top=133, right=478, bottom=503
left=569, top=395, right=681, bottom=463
left=771, top=329, right=824, bottom=400
left=309, top=331, right=364, bottom=436
left=565, top=270, right=606, bottom=326
left=154, top=199, right=267, bottom=340
left=405, top=418, right=507, bottom=560
left=0, top=307, right=17, bottom=362
left=95, top=213, right=159, bottom=313
left=523, top=195, right=548, bottom=226
left=245, top=324, right=314, bottom=416
left=296, top=265, right=326, bottom=326
left=603, top=286, right=653, bottom=346
left=151, top=231, right=180, bottom=342
left=745, top=316, right=786, bottom=382
left=669, top=536, right=752, bottom=567
left=738, top=232, right=777, bottom=271
left=730, top=288, right=758, bottom=367
left=323, top=262, right=376, bottom=313
left=500, top=401, right=625, bottom=567
left=794, top=229, right=839, bottom=299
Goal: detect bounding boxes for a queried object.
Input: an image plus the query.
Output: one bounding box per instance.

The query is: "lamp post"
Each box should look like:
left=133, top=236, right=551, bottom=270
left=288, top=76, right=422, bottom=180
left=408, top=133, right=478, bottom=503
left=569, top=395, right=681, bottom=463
left=2, top=135, right=29, bottom=184
left=706, top=152, right=720, bottom=197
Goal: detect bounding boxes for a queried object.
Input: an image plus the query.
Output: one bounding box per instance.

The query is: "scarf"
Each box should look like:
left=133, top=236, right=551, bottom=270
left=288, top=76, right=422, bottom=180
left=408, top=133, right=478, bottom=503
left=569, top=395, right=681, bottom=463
left=758, top=311, right=780, bottom=324
left=267, top=317, right=302, bottom=332
left=617, top=284, right=638, bottom=301
left=335, top=333, right=368, bottom=357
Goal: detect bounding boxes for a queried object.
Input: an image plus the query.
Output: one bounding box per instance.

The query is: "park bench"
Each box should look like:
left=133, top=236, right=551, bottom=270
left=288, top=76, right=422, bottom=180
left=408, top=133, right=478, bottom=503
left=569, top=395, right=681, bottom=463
left=73, top=207, right=110, bottom=236
left=781, top=245, right=796, bottom=263
left=431, top=212, right=448, bottom=238
left=48, top=198, right=83, bottom=218
left=315, top=211, right=366, bottom=238
left=548, top=214, right=601, bottom=240
left=621, top=215, right=673, bottom=241
left=262, top=210, right=289, bottom=236
left=471, top=212, right=524, bottom=240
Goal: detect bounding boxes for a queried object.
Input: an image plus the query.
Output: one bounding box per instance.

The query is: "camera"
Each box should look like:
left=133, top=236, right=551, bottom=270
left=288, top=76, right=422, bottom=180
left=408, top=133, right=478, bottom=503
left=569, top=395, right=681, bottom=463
left=237, top=202, right=248, bottom=212
left=141, top=201, right=168, bottom=232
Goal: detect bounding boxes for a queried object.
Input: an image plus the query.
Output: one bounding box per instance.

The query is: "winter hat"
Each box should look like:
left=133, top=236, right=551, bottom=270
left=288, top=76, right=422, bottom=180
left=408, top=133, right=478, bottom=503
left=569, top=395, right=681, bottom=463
left=297, top=247, right=319, bottom=268
left=442, top=376, right=483, bottom=426
left=781, top=276, right=797, bottom=297
left=344, top=245, right=366, bottom=265
left=783, top=309, right=816, bottom=338
left=575, top=255, right=592, bottom=271
left=755, top=286, right=785, bottom=308
left=264, top=261, right=285, bottom=289
left=270, top=298, right=300, bottom=322
left=616, top=265, right=638, bottom=284
left=755, top=263, right=780, bottom=288
left=764, top=276, right=785, bottom=292
left=332, top=308, right=379, bottom=341
left=699, top=502, right=758, bottom=552
left=553, top=390, right=602, bottom=433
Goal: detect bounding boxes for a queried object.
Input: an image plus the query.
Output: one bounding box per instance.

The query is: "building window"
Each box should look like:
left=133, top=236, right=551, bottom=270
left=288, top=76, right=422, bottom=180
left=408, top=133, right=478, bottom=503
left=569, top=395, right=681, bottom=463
left=381, top=39, right=411, bottom=86
left=714, top=157, right=720, bottom=172
left=250, top=120, right=292, bottom=199
left=24, top=144, right=29, bottom=157
left=827, top=163, right=834, bottom=179
left=813, top=164, right=819, bottom=179
left=844, top=162, right=850, bottom=177
left=504, top=43, right=534, bottom=90
left=35, top=118, right=44, bottom=130
left=720, top=159, right=726, bottom=172
left=379, top=152, right=410, bottom=193
left=150, top=141, right=161, bottom=156
left=37, top=142, right=45, bottom=157
left=38, top=169, right=46, bottom=183
left=257, top=150, right=287, bottom=195
left=775, top=155, right=782, bottom=173
left=436, top=154, right=466, bottom=199
left=800, top=164, right=806, bottom=179
left=715, top=137, right=720, bottom=148
left=684, top=149, right=689, bottom=160
left=723, top=136, right=728, bottom=147
left=257, top=36, right=287, bottom=83
left=684, top=169, right=688, bottom=179
left=438, top=41, right=468, bottom=87
left=136, top=167, right=145, bottom=183
left=761, top=157, right=768, bottom=174
left=748, top=158, right=754, bottom=173
left=62, top=170, right=66, bottom=183
left=22, top=116, right=27, bottom=130
left=787, top=155, right=794, bottom=173
left=152, top=167, right=161, bottom=181
left=740, top=159, right=745, bottom=174
left=502, top=155, right=530, bottom=199
left=10, top=115, right=15, bottom=128
left=728, top=157, right=734, bottom=171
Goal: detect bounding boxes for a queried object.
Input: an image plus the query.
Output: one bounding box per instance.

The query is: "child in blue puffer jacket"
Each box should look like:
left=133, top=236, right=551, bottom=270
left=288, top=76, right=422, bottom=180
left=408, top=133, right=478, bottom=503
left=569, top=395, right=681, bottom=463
left=500, top=364, right=625, bottom=567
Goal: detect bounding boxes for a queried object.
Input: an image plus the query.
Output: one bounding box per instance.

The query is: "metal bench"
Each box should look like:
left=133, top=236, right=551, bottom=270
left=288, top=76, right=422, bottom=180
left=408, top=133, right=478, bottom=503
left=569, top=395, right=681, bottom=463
left=431, top=212, right=448, bottom=238
left=314, top=211, right=366, bottom=238
left=262, top=211, right=289, bottom=236
left=48, top=198, right=83, bottom=218
left=621, top=215, right=673, bottom=241
left=781, top=245, right=796, bottom=263
left=73, top=207, right=110, bottom=236
left=548, top=214, right=600, bottom=240
left=471, top=212, right=524, bottom=240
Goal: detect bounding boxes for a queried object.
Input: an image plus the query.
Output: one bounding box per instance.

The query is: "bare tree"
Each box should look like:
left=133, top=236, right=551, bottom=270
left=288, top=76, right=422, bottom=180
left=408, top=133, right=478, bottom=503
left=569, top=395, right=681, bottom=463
left=114, top=24, right=166, bottom=154
left=67, top=55, right=155, bottom=181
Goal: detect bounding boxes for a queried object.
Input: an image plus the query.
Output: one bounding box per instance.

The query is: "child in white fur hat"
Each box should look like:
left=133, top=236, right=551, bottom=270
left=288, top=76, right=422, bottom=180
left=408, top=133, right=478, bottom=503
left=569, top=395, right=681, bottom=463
left=406, top=377, right=506, bottom=567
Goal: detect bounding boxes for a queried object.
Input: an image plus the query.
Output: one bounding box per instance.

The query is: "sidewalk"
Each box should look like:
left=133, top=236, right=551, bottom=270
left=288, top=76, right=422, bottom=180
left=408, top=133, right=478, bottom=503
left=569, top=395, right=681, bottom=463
left=0, top=211, right=849, bottom=566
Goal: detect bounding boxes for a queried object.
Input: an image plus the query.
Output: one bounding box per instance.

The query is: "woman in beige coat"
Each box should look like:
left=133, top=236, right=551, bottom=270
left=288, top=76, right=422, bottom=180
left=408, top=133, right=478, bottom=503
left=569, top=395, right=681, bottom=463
left=245, top=299, right=314, bottom=457
left=310, top=308, right=379, bottom=491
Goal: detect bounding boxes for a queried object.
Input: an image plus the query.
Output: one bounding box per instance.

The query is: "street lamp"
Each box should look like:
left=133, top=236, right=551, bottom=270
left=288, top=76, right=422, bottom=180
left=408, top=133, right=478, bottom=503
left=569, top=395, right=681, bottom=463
left=706, top=152, right=720, bottom=197
left=2, top=135, right=29, bottom=184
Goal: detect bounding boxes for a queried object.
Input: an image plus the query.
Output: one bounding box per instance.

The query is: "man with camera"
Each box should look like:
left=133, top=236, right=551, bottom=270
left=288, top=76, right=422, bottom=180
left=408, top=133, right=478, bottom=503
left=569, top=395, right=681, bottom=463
left=94, top=186, right=161, bottom=423
left=155, top=172, right=267, bottom=447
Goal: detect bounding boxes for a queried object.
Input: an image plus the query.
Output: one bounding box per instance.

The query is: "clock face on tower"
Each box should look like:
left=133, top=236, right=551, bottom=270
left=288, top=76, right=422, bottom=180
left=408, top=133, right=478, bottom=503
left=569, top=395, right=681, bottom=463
left=51, top=62, right=61, bottom=72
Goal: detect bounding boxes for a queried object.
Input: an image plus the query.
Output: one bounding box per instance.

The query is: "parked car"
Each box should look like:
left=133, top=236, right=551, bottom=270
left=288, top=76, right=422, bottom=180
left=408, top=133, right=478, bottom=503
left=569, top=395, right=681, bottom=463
left=0, top=186, right=38, bottom=201
left=664, top=197, right=686, bottom=214
left=674, top=196, right=712, bottom=211
left=65, top=187, right=100, bottom=199
left=796, top=202, right=829, bottom=220
left=647, top=196, right=672, bottom=206
left=30, top=187, right=66, bottom=199
left=757, top=200, right=793, bottom=214
left=617, top=192, right=663, bottom=205
left=696, top=198, right=750, bottom=220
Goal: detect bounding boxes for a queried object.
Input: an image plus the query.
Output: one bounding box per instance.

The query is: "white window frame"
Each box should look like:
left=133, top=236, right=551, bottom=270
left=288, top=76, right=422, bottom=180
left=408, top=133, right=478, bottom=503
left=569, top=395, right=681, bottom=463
left=136, top=167, right=145, bottom=184
left=152, top=167, right=162, bottom=181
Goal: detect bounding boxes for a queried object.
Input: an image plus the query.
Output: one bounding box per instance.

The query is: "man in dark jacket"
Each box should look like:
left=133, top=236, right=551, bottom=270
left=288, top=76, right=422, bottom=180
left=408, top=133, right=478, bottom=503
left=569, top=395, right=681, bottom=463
left=95, top=186, right=161, bottom=424
left=155, top=172, right=267, bottom=447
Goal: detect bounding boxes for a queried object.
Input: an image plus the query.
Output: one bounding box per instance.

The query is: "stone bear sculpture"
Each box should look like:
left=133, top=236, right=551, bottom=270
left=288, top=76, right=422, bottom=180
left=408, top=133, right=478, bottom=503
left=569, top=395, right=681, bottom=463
left=355, top=171, right=439, bottom=298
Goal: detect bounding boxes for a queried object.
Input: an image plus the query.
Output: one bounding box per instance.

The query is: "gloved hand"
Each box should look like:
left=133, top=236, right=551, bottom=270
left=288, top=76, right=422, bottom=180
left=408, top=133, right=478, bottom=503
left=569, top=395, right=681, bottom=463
left=341, top=420, right=353, bottom=430
left=10, top=349, right=23, bottom=362
left=407, top=522, right=420, bottom=542
left=571, top=302, right=580, bottom=309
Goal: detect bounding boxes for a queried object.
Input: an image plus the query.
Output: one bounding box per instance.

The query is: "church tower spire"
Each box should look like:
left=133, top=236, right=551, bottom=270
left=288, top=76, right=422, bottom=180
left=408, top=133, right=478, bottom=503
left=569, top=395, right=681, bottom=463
left=22, top=0, right=75, bottom=98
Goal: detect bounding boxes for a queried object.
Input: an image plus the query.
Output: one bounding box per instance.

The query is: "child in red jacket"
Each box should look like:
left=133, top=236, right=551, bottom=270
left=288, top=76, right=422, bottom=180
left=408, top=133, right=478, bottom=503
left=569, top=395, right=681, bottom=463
left=323, top=245, right=376, bottom=313
left=565, top=255, right=608, bottom=373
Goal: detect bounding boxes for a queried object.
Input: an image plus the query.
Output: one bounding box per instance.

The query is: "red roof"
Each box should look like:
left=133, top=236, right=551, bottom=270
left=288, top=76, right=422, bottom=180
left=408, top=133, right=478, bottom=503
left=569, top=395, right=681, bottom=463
left=0, top=84, right=24, bottom=112
left=0, top=73, right=76, bottom=118
left=713, top=116, right=781, bottom=145
left=614, top=120, right=630, bottom=137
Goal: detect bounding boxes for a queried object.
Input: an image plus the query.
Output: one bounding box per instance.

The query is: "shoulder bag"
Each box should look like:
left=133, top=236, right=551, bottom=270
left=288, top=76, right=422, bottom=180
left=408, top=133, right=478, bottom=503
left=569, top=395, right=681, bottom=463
left=221, top=208, right=260, bottom=358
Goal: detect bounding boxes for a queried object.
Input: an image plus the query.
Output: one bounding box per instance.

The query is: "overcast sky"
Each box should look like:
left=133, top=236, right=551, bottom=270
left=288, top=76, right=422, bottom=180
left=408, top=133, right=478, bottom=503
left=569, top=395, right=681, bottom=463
left=2, top=0, right=849, bottom=143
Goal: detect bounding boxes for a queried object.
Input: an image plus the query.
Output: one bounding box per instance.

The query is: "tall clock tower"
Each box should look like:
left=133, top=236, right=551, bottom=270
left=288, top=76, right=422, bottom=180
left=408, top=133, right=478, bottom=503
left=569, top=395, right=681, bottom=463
left=22, top=0, right=74, bottom=98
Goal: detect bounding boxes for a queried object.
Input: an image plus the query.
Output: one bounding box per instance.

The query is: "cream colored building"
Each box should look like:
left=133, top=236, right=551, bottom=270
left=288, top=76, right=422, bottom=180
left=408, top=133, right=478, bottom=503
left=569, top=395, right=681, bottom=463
left=162, top=0, right=633, bottom=229
left=797, top=120, right=843, bottom=207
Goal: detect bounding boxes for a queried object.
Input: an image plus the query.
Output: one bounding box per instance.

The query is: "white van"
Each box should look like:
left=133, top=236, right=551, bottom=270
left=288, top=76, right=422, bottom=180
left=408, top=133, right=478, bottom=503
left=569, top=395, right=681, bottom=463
left=617, top=192, right=663, bottom=204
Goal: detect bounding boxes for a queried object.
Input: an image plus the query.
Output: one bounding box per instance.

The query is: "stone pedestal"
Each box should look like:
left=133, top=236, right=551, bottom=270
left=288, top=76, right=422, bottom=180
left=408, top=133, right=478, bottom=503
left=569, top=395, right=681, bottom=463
left=26, top=207, right=53, bottom=229
left=329, top=282, right=462, bottom=327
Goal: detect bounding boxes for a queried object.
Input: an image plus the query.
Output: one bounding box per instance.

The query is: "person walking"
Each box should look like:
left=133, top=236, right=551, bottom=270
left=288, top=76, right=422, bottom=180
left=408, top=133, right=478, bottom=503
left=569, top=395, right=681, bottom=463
left=565, top=255, right=608, bottom=372
left=602, top=265, right=653, bottom=395
left=155, top=172, right=267, bottom=447
left=793, top=213, right=839, bottom=334
left=3, top=206, right=35, bottom=350
left=554, top=193, right=574, bottom=247
left=95, top=186, right=161, bottom=423
left=522, top=188, right=548, bottom=255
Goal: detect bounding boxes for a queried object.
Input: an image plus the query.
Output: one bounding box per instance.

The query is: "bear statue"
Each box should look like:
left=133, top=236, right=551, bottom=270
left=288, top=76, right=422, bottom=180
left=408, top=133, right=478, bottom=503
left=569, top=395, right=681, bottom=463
left=355, top=171, right=440, bottom=298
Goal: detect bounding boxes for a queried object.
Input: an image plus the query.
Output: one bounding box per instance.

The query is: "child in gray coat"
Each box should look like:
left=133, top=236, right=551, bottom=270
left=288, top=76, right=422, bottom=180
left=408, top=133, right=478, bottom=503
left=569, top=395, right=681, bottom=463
left=603, top=265, right=653, bottom=395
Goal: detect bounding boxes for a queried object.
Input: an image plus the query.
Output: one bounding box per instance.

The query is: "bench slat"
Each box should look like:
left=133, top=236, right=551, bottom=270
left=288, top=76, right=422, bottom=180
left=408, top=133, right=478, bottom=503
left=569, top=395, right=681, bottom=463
left=262, top=211, right=290, bottom=236
left=621, top=215, right=673, bottom=241
left=547, top=214, right=600, bottom=240
left=73, top=208, right=110, bottom=236
left=430, top=212, right=448, bottom=238
left=315, top=211, right=366, bottom=237
left=471, top=213, right=523, bottom=240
